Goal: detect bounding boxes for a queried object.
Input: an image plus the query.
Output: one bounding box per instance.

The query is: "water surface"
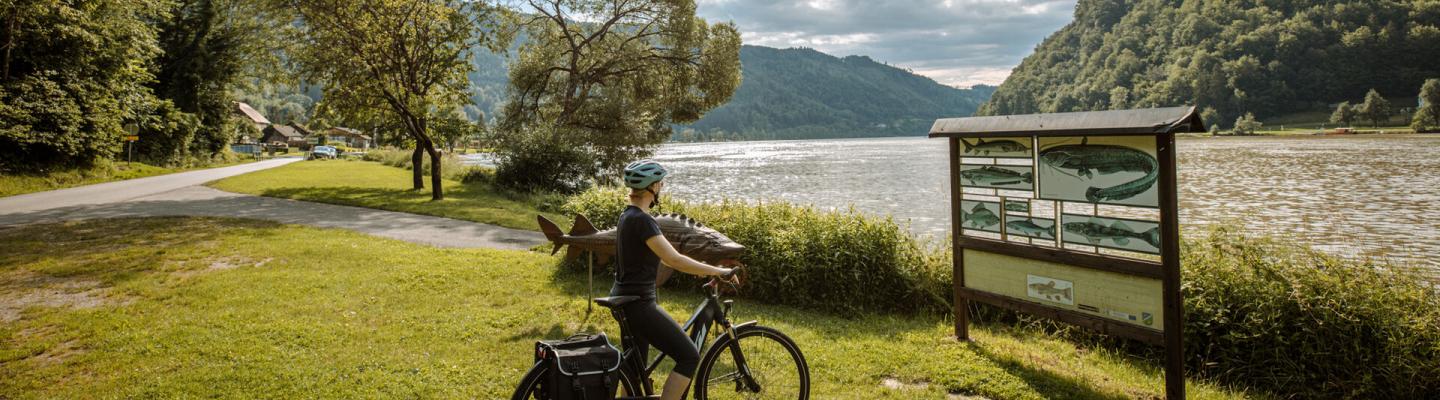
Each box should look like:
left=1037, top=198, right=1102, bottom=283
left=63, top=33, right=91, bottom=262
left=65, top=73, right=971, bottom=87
left=650, top=135, right=1440, bottom=271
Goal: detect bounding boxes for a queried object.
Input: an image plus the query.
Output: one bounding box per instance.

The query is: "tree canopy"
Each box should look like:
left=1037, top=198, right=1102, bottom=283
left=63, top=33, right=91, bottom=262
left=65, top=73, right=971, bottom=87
left=495, top=0, right=741, bottom=191
left=1413, top=79, right=1440, bottom=132
left=979, top=0, right=1440, bottom=128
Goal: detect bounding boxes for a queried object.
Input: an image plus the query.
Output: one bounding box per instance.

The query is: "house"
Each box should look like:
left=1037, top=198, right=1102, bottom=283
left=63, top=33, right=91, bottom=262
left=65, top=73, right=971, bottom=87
left=232, top=102, right=271, bottom=143
left=320, top=127, right=373, bottom=149
left=260, top=124, right=312, bottom=147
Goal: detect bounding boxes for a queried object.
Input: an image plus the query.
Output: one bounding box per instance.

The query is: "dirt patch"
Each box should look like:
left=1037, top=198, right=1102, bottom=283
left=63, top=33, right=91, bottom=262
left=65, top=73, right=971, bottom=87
left=208, top=256, right=271, bottom=271
left=27, top=339, right=82, bottom=367
left=881, top=377, right=993, bottom=400
left=0, top=272, right=127, bottom=322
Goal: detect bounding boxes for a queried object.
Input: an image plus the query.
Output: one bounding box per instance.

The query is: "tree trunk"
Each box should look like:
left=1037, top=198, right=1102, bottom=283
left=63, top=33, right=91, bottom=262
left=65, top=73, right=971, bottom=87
left=411, top=145, right=424, bottom=190
left=3, top=12, right=15, bottom=82
left=425, top=139, right=443, bottom=201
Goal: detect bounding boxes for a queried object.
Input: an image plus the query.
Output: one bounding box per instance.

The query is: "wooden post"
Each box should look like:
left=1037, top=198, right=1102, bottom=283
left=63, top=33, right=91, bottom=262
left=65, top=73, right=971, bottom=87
left=1156, top=132, right=1185, bottom=399
left=949, top=137, right=969, bottom=340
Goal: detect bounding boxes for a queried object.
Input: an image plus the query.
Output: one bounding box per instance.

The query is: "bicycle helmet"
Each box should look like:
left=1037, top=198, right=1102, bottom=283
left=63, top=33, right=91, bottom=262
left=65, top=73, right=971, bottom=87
left=623, top=159, right=668, bottom=189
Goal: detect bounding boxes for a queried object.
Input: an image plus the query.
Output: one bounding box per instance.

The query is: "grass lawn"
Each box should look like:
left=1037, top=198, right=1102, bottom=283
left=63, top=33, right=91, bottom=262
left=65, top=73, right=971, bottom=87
left=207, top=160, right=563, bottom=231
left=0, top=217, right=1257, bottom=399
left=0, top=158, right=262, bottom=198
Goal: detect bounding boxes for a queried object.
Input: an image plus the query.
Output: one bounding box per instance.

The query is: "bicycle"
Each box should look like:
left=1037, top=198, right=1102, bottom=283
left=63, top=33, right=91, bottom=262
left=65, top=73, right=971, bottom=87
left=512, top=272, right=810, bottom=400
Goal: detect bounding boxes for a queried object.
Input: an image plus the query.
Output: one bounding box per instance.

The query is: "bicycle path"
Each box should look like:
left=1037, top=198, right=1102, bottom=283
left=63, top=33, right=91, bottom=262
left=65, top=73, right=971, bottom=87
left=0, top=158, right=545, bottom=250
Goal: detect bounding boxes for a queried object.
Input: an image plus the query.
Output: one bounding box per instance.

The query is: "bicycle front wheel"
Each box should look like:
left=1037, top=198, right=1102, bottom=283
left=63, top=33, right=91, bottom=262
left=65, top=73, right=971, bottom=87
left=693, top=325, right=810, bottom=400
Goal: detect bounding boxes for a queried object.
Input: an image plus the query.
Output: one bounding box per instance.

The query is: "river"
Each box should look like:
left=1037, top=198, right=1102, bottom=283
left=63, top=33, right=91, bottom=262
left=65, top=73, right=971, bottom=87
left=645, top=135, right=1440, bottom=273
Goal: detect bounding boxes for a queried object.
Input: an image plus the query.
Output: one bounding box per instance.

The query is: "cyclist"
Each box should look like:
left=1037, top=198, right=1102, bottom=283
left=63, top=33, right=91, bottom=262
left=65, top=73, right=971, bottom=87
left=614, top=159, right=735, bottom=400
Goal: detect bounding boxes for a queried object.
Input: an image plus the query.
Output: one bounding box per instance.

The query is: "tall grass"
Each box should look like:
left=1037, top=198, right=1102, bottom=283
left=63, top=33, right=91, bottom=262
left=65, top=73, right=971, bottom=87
left=560, top=187, right=1440, bottom=398
left=362, top=148, right=488, bottom=182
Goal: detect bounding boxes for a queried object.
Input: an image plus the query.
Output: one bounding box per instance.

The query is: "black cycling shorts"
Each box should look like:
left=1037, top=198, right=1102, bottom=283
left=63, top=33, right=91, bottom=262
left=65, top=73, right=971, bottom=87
left=620, top=300, right=701, bottom=379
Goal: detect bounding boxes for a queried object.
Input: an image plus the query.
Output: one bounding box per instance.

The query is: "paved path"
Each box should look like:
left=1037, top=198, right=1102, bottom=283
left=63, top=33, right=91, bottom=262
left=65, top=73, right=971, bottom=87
left=0, top=158, right=545, bottom=250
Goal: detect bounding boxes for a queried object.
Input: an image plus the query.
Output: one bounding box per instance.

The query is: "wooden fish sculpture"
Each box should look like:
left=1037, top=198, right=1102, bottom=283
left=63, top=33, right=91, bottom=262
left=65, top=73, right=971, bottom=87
left=536, top=214, right=745, bottom=266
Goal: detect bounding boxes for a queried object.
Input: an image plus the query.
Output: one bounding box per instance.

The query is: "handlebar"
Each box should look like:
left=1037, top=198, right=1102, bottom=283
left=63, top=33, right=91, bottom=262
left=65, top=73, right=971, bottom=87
left=704, top=265, right=744, bottom=295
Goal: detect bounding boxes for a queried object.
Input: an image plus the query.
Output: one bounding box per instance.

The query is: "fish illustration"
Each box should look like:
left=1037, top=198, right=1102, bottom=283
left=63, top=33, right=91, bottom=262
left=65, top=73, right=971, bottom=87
left=959, top=166, right=1033, bottom=187
left=1006, top=218, right=1054, bottom=239
left=1062, top=219, right=1161, bottom=249
left=960, top=202, right=1001, bottom=229
left=537, top=214, right=745, bottom=267
left=1029, top=281, right=1072, bottom=302
left=1004, top=201, right=1029, bottom=213
left=1038, top=137, right=1158, bottom=202
left=962, top=138, right=1029, bottom=156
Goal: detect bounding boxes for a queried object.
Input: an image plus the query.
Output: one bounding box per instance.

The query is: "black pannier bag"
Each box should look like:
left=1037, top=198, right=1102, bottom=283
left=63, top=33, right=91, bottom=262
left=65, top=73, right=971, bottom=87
left=534, top=333, right=622, bottom=400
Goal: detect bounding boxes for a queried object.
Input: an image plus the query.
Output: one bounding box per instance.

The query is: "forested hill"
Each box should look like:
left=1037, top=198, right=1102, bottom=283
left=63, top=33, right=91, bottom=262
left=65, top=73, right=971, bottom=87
left=979, top=0, right=1440, bottom=127
left=679, top=46, right=996, bottom=141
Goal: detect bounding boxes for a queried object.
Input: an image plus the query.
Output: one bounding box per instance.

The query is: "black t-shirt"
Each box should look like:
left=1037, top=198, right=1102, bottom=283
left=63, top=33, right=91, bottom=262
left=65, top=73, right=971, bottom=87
left=611, top=205, right=664, bottom=299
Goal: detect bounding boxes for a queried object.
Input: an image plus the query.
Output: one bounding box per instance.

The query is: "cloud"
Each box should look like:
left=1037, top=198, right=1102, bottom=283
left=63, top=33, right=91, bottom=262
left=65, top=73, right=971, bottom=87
left=696, top=0, right=1075, bottom=87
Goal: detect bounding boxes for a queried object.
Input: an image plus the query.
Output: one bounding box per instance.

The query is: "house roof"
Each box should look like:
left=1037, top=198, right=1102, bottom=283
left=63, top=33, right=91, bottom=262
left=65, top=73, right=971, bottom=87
left=263, top=124, right=305, bottom=139
left=928, top=106, right=1205, bottom=137
left=234, top=102, right=271, bottom=125
left=326, top=127, right=370, bottom=140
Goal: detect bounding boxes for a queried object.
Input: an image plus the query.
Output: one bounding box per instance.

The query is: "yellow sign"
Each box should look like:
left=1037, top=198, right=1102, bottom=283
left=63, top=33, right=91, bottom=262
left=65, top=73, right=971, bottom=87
left=125, top=135, right=140, bottom=141
left=963, top=249, right=1162, bottom=330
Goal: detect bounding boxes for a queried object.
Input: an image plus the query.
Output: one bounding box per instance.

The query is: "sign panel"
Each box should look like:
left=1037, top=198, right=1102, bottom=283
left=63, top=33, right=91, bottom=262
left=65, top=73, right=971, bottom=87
left=965, top=249, right=1162, bottom=330
left=958, top=164, right=1033, bottom=191
left=959, top=200, right=1002, bottom=233
left=1061, top=214, right=1161, bottom=254
left=958, top=137, right=1032, bottom=158
left=1004, top=215, right=1055, bottom=240
left=1036, top=136, right=1159, bottom=208
left=125, top=135, right=140, bottom=141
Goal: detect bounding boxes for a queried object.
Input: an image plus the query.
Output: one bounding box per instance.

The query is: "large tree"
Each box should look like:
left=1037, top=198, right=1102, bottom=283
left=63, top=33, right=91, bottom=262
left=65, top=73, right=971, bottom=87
left=1358, top=89, right=1393, bottom=128
left=151, top=0, right=291, bottom=162
left=1412, top=79, right=1440, bottom=132
left=289, top=0, right=509, bottom=200
left=496, top=0, right=741, bottom=191
left=0, top=0, right=166, bottom=171
left=1330, top=101, right=1355, bottom=127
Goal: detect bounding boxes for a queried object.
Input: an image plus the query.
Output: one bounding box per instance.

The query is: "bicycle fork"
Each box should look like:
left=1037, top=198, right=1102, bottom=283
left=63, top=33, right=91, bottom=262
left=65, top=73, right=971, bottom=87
left=716, top=301, right=763, bottom=393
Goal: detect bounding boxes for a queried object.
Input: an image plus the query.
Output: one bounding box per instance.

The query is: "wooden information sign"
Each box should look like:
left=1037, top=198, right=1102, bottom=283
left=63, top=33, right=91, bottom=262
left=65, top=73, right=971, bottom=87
left=929, top=106, right=1204, bottom=399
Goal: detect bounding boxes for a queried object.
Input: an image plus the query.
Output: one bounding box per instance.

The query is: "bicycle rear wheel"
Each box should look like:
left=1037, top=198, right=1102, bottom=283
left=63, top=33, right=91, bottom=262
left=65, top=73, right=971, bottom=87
left=510, top=361, right=645, bottom=400
left=693, top=325, right=810, bottom=400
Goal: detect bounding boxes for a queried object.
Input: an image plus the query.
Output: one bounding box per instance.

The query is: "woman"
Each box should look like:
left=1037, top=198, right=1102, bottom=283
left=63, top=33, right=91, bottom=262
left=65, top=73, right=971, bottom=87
left=612, top=159, right=734, bottom=400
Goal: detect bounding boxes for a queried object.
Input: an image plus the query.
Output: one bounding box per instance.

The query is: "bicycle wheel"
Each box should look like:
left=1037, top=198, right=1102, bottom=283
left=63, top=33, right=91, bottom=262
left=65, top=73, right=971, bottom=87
left=510, top=361, right=645, bottom=400
left=693, top=325, right=810, bottom=400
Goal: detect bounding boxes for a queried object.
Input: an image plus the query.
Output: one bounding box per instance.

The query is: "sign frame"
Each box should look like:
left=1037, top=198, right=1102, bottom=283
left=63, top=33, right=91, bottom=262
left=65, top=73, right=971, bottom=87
left=931, top=106, right=1202, bottom=400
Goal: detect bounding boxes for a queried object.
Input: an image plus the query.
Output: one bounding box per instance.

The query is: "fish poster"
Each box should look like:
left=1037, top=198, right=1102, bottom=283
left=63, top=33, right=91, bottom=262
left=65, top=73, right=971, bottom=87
left=959, top=164, right=1034, bottom=191
left=959, top=137, right=1032, bottom=158
left=1004, top=199, right=1030, bottom=214
left=1036, top=136, right=1159, bottom=208
left=1060, top=214, right=1162, bottom=254
left=1026, top=275, right=1074, bottom=306
left=1005, top=215, right=1056, bottom=239
left=959, top=200, right=1003, bottom=233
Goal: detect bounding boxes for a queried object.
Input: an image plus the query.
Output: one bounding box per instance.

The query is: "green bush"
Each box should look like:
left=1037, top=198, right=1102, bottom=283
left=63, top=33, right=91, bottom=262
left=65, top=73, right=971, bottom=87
left=1181, top=225, right=1440, bottom=398
left=493, top=133, right=593, bottom=193
left=561, top=187, right=950, bottom=315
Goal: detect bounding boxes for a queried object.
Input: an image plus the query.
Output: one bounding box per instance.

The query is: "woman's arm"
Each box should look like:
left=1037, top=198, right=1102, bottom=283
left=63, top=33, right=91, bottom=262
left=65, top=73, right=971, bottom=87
left=646, top=235, right=729, bottom=277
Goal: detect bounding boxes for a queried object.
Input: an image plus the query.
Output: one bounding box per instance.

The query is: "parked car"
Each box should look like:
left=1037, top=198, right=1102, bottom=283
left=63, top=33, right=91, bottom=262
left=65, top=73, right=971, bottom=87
left=309, top=146, right=337, bottom=160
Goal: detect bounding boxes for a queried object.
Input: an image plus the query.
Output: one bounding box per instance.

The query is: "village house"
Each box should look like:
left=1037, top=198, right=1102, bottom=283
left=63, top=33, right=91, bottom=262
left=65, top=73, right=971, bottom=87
left=232, top=102, right=271, bottom=144
left=260, top=124, right=313, bottom=148
left=318, top=127, right=372, bottom=149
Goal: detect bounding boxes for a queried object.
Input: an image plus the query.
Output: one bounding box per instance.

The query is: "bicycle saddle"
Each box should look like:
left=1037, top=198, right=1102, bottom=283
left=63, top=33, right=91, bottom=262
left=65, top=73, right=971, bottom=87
left=592, top=296, right=641, bottom=309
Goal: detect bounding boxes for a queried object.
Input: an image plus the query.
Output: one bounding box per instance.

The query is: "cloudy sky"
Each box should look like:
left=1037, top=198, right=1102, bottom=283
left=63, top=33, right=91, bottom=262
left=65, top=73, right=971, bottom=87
left=694, top=0, right=1077, bottom=88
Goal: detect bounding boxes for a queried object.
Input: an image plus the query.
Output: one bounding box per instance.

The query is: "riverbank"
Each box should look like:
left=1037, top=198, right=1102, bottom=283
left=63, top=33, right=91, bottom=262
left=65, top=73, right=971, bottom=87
left=0, top=217, right=1250, bottom=399
left=0, top=157, right=266, bottom=198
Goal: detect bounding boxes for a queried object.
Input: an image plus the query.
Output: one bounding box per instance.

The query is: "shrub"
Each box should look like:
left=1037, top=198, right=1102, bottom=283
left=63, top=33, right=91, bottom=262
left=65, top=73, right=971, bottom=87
left=493, top=132, right=593, bottom=193
left=560, top=187, right=950, bottom=315
left=1181, top=225, right=1440, bottom=398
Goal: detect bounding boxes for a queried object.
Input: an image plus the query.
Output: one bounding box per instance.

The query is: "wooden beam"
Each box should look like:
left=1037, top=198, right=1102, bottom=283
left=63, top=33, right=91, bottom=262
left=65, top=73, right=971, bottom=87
left=949, top=137, right=970, bottom=341
left=1157, top=133, right=1186, bottom=399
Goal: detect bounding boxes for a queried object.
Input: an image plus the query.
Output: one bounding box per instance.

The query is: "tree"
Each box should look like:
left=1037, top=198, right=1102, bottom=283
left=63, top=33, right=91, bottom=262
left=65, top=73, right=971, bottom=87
left=1330, top=101, right=1355, bottom=127
left=1232, top=112, right=1261, bottom=135
left=151, top=0, right=292, bottom=161
left=289, top=0, right=510, bottom=200
left=496, top=0, right=741, bottom=191
left=1412, top=79, right=1440, bottom=132
left=0, top=0, right=166, bottom=172
left=1358, top=89, right=1393, bottom=128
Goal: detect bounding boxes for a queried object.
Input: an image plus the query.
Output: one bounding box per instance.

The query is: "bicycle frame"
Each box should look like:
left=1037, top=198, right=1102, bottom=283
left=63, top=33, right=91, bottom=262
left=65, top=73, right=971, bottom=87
left=618, top=280, right=760, bottom=396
